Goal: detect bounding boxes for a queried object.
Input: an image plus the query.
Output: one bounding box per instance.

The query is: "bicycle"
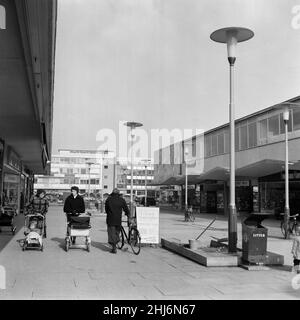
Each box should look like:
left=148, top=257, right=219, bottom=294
left=280, top=213, right=299, bottom=238
left=116, top=217, right=141, bottom=255
left=184, top=206, right=195, bottom=222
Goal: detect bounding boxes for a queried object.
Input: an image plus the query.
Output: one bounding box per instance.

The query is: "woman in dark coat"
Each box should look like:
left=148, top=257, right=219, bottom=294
left=105, top=188, right=130, bottom=253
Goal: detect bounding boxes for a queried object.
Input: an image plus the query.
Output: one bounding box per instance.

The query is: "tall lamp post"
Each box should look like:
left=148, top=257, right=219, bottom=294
left=124, top=121, right=143, bottom=217
left=142, top=159, right=151, bottom=206
left=99, top=150, right=109, bottom=213
left=210, top=27, right=254, bottom=253
left=184, top=147, right=189, bottom=212
left=86, top=160, right=94, bottom=209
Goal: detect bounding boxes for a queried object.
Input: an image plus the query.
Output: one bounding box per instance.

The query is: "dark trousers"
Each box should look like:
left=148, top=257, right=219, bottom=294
left=107, top=225, right=121, bottom=247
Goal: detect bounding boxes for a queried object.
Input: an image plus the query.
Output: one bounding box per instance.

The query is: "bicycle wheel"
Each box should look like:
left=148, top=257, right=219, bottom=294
left=281, top=220, right=293, bottom=238
left=129, top=227, right=141, bottom=255
left=116, top=228, right=125, bottom=249
left=290, top=222, right=299, bottom=236
left=190, top=213, right=195, bottom=222
left=281, top=220, right=287, bottom=238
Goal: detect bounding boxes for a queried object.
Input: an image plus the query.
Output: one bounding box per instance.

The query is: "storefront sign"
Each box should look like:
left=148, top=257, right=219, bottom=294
left=236, top=180, right=250, bottom=187
left=4, top=174, right=20, bottom=183
left=136, top=207, right=159, bottom=244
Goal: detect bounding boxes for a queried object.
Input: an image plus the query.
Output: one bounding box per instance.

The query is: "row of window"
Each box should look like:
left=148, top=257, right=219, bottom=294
left=157, top=108, right=300, bottom=164
left=58, top=167, right=109, bottom=175
left=204, top=109, right=300, bottom=157
left=36, top=178, right=102, bottom=185
left=126, top=179, right=152, bottom=185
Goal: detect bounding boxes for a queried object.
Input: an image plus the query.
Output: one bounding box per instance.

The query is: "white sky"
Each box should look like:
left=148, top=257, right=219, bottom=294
left=52, top=0, right=300, bottom=155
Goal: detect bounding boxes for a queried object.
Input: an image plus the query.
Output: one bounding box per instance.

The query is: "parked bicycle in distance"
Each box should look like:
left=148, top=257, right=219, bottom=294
left=184, top=206, right=195, bottom=222
left=117, top=216, right=141, bottom=255
left=280, top=213, right=299, bottom=238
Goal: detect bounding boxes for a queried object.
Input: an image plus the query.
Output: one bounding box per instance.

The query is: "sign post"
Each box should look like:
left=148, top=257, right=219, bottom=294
left=135, top=207, right=159, bottom=244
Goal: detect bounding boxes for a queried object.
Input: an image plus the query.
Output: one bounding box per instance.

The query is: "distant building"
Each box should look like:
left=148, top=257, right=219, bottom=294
left=34, top=150, right=155, bottom=197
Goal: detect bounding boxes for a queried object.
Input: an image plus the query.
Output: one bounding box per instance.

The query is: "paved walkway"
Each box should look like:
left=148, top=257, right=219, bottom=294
left=0, top=205, right=299, bottom=300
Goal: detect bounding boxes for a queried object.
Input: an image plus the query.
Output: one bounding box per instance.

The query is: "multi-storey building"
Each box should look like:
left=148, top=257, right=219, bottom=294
left=152, top=96, right=300, bottom=215
left=34, top=150, right=155, bottom=197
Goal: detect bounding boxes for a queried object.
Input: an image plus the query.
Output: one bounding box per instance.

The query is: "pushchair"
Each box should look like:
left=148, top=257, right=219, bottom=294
left=0, top=206, right=17, bottom=235
left=65, top=213, right=91, bottom=252
left=22, top=213, right=45, bottom=251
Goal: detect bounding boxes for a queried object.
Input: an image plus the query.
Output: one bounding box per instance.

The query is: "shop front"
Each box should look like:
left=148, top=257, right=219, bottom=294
left=259, top=171, right=300, bottom=216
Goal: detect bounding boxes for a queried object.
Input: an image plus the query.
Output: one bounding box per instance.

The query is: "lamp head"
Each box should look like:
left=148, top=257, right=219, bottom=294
left=283, top=106, right=290, bottom=122
left=226, top=29, right=238, bottom=59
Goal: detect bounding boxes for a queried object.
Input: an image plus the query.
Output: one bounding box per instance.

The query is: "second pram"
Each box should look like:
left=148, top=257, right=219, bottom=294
left=65, top=213, right=91, bottom=252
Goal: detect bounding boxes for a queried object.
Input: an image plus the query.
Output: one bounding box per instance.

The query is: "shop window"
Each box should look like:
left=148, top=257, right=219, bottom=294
left=170, top=144, right=174, bottom=165
left=293, top=108, right=300, bottom=131
left=211, top=134, right=218, bottom=156
left=204, top=135, right=211, bottom=157
left=224, top=130, right=229, bottom=153
left=248, top=122, right=257, bottom=148
left=279, top=112, right=292, bottom=134
left=259, top=119, right=267, bottom=143
left=235, top=127, right=240, bottom=151
left=192, top=136, right=196, bottom=157
left=217, top=133, right=224, bottom=154
left=268, top=114, right=279, bottom=137
left=240, top=125, right=248, bottom=150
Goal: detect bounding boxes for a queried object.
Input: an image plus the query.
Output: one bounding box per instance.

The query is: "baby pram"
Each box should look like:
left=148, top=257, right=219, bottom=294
left=0, top=206, right=17, bottom=235
left=65, top=213, right=91, bottom=252
left=22, top=213, right=45, bottom=251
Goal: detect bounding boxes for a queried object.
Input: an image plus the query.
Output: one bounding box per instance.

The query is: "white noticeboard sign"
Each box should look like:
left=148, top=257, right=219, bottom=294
left=136, top=207, right=160, bottom=244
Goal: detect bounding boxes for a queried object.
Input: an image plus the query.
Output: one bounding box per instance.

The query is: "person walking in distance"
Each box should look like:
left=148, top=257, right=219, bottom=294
left=105, top=188, right=130, bottom=254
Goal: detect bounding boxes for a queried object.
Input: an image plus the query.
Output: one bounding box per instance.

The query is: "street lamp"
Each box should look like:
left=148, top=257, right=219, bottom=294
left=274, top=102, right=300, bottom=238
left=86, top=160, right=94, bottom=209
left=98, top=150, right=109, bottom=213
left=124, top=121, right=143, bottom=217
left=142, top=159, right=151, bottom=207
left=184, top=147, right=189, bottom=212
left=210, top=27, right=254, bottom=253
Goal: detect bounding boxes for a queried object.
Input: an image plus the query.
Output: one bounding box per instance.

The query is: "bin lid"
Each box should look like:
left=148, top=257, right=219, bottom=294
left=243, top=214, right=267, bottom=226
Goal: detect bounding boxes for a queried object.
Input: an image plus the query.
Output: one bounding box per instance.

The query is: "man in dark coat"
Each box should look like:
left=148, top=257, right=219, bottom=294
left=63, top=186, right=85, bottom=244
left=105, top=188, right=130, bottom=253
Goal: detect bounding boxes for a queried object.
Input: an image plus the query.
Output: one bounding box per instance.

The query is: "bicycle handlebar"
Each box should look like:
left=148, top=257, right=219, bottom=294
left=290, top=214, right=299, bottom=218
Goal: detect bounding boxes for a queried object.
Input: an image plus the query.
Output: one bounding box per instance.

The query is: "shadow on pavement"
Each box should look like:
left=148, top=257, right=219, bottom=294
left=0, top=214, right=24, bottom=252
left=51, top=237, right=65, bottom=250
left=269, top=265, right=293, bottom=272
left=91, top=241, right=111, bottom=252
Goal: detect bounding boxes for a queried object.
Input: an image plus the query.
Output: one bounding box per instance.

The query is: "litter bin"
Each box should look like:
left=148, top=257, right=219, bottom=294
left=242, top=215, right=268, bottom=264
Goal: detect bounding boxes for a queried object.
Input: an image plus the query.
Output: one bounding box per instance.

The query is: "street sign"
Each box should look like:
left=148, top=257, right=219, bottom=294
left=136, top=207, right=159, bottom=244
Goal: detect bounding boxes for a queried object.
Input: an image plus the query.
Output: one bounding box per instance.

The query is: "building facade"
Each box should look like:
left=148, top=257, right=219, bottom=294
left=152, top=96, right=300, bottom=216
left=0, top=0, right=56, bottom=213
left=34, top=150, right=155, bottom=198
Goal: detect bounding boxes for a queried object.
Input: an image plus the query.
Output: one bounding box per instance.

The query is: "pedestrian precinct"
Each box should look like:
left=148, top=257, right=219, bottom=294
left=105, top=188, right=130, bottom=254
left=291, top=225, right=300, bottom=274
